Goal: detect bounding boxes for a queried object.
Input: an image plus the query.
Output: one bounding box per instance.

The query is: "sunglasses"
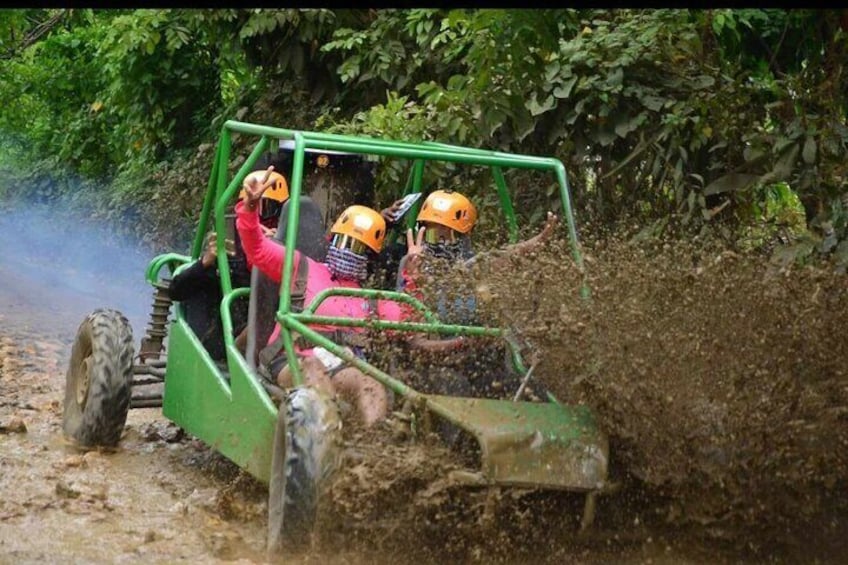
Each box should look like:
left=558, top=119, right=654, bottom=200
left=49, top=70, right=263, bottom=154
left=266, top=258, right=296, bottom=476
left=330, top=233, right=369, bottom=255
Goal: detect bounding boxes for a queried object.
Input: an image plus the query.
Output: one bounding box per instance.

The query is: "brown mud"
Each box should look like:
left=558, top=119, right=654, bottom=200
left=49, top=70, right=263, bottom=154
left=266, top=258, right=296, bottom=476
left=0, top=326, right=698, bottom=565
left=470, top=232, right=848, bottom=563
left=2, top=214, right=846, bottom=563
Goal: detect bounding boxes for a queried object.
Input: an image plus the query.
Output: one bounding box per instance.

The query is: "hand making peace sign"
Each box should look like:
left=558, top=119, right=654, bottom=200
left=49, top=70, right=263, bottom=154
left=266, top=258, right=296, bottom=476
left=405, top=224, right=427, bottom=257
left=241, top=165, right=276, bottom=210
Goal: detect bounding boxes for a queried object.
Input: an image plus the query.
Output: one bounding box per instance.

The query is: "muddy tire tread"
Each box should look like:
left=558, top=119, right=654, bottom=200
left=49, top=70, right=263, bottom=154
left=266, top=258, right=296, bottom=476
left=62, top=308, right=134, bottom=448
left=267, top=386, right=342, bottom=555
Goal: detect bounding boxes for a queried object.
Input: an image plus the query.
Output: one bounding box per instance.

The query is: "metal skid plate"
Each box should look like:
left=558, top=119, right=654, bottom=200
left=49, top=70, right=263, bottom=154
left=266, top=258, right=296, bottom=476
left=424, top=395, right=608, bottom=491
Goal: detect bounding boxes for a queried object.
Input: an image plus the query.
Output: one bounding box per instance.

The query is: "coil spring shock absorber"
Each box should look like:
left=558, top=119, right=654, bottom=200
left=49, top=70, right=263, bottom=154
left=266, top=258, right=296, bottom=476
left=138, top=281, right=173, bottom=362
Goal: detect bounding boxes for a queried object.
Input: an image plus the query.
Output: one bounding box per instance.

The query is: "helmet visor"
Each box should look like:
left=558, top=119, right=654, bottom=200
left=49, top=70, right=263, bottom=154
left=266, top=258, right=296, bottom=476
left=419, top=222, right=458, bottom=245
left=258, top=198, right=284, bottom=223
left=330, top=233, right=369, bottom=255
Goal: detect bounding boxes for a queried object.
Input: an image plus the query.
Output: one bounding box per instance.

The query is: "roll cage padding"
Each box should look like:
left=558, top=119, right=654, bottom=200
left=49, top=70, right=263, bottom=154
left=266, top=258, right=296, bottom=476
left=244, top=196, right=328, bottom=370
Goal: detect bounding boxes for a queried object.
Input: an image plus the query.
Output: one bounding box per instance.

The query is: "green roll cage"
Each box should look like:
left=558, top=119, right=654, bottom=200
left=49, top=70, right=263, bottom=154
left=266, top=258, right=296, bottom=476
left=205, top=122, right=584, bottom=388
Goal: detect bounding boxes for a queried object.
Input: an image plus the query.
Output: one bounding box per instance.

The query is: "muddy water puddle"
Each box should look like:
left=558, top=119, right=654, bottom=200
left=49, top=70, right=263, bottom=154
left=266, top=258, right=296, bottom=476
left=0, top=328, right=265, bottom=564
left=1, top=427, right=242, bottom=563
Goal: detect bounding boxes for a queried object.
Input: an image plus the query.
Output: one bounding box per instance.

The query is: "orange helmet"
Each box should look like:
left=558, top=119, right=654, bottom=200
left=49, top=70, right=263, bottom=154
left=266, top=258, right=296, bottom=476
left=330, top=205, right=386, bottom=253
left=238, top=170, right=289, bottom=203
left=417, top=190, right=477, bottom=234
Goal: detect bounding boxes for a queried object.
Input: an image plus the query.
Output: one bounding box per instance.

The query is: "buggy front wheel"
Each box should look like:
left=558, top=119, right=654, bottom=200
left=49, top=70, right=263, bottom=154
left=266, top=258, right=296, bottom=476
left=267, top=386, right=343, bottom=556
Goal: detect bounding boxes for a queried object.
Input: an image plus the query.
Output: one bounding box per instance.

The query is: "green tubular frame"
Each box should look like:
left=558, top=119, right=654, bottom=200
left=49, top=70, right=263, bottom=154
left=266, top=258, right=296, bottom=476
left=149, top=120, right=587, bottom=483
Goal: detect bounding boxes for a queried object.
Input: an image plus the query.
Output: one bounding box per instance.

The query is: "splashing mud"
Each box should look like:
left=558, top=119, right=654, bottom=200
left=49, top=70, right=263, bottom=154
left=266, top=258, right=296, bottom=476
left=465, top=231, right=848, bottom=561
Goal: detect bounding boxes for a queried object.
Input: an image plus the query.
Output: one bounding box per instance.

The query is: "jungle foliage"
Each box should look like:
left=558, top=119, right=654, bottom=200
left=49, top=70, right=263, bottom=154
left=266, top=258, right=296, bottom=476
left=0, top=9, right=846, bottom=264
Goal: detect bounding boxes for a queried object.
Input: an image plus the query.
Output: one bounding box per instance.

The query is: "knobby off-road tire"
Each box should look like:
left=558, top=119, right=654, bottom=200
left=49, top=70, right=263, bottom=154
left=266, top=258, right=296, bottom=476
left=62, top=308, right=134, bottom=448
left=267, top=386, right=343, bottom=556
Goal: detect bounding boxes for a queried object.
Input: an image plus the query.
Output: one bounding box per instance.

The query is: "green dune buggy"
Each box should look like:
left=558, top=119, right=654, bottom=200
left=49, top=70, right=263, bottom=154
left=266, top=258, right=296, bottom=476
left=62, top=120, right=609, bottom=555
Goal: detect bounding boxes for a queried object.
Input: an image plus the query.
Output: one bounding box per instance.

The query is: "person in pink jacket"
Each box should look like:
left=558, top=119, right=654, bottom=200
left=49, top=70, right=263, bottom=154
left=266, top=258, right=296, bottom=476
left=238, top=167, right=469, bottom=427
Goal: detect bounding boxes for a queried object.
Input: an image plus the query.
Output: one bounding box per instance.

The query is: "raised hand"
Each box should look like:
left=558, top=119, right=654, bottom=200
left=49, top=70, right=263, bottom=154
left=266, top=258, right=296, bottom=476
left=495, top=211, right=561, bottom=265
left=380, top=198, right=405, bottom=223
left=242, top=165, right=276, bottom=209
left=201, top=232, right=217, bottom=268
left=535, top=211, right=559, bottom=244
left=402, top=225, right=428, bottom=275
left=405, top=225, right=427, bottom=256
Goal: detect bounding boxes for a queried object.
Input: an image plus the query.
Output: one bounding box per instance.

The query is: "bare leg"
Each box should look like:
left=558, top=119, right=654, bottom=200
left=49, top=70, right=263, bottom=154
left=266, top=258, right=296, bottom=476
left=234, top=327, right=248, bottom=354
left=332, top=367, right=388, bottom=427
left=276, top=356, right=334, bottom=398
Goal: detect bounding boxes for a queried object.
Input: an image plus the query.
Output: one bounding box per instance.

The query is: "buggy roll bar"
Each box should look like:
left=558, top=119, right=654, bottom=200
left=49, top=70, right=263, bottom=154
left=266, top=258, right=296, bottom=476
left=198, top=121, right=586, bottom=386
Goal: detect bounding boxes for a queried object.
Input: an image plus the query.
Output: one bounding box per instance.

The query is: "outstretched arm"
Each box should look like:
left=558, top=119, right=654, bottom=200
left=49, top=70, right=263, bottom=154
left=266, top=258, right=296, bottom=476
left=503, top=211, right=558, bottom=256
left=465, top=212, right=559, bottom=269
left=406, top=333, right=468, bottom=352
left=235, top=165, right=290, bottom=283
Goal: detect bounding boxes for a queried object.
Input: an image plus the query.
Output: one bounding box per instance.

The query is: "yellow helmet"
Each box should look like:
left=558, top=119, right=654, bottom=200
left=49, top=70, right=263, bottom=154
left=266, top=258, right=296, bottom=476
left=330, top=205, right=386, bottom=253
left=417, top=190, right=477, bottom=234
left=238, top=170, right=289, bottom=203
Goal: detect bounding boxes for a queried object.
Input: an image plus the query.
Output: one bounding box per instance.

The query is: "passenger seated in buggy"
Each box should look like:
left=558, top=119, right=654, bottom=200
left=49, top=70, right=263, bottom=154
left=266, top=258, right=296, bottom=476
left=237, top=167, right=475, bottom=427
left=169, top=169, right=288, bottom=361
left=391, top=189, right=560, bottom=402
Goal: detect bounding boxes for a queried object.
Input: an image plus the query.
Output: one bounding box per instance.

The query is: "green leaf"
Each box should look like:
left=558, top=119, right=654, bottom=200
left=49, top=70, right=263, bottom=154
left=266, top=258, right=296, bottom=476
left=447, top=74, right=467, bottom=91
left=606, top=67, right=623, bottom=89
left=526, top=93, right=555, bottom=117
left=802, top=135, right=817, bottom=164
left=703, top=173, right=759, bottom=196
left=552, top=76, right=577, bottom=99
left=639, top=94, right=665, bottom=111
left=446, top=116, right=462, bottom=136
left=544, top=61, right=560, bottom=83
left=613, top=112, right=645, bottom=138
left=772, top=142, right=800, bottom=180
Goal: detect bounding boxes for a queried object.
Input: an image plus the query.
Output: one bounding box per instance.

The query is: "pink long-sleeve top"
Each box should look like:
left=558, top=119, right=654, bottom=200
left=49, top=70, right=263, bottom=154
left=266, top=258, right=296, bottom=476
left=235, top=201, right=404, bottom=342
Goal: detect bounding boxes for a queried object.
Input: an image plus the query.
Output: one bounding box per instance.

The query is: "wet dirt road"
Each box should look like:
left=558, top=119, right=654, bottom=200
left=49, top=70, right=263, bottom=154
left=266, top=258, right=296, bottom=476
left=0, top=206, right=270, bottom=563
left=0, top=313, right=706, bottom=565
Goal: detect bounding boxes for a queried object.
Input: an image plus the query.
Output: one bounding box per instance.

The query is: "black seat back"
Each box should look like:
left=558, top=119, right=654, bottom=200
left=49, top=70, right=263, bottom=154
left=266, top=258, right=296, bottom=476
left=245, top=196, right=327, bottom=369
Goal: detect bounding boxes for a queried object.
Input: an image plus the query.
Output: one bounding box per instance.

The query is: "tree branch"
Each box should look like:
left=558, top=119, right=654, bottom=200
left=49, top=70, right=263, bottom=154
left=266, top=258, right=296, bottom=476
left=1, top=10, right=69, bottom=60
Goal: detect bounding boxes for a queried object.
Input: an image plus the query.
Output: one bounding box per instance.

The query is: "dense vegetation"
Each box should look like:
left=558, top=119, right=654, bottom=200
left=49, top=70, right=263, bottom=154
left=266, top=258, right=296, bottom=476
left=0, top=9, right=846, bottom=261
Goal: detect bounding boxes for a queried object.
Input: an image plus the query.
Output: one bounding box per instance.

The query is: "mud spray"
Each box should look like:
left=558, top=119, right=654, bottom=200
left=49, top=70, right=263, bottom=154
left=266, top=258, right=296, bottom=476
left=3, top=192, right=845, bottom=563
left=295, top=231, right=847, bottom=564
left=470, top=231, right=848, bottom=562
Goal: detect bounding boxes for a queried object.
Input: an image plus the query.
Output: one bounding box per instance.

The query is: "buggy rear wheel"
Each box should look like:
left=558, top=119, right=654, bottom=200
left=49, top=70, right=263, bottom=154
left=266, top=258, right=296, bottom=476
left=267, top=386, right=342, bottom=556
left=62, top=309, right=134, bottom=448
